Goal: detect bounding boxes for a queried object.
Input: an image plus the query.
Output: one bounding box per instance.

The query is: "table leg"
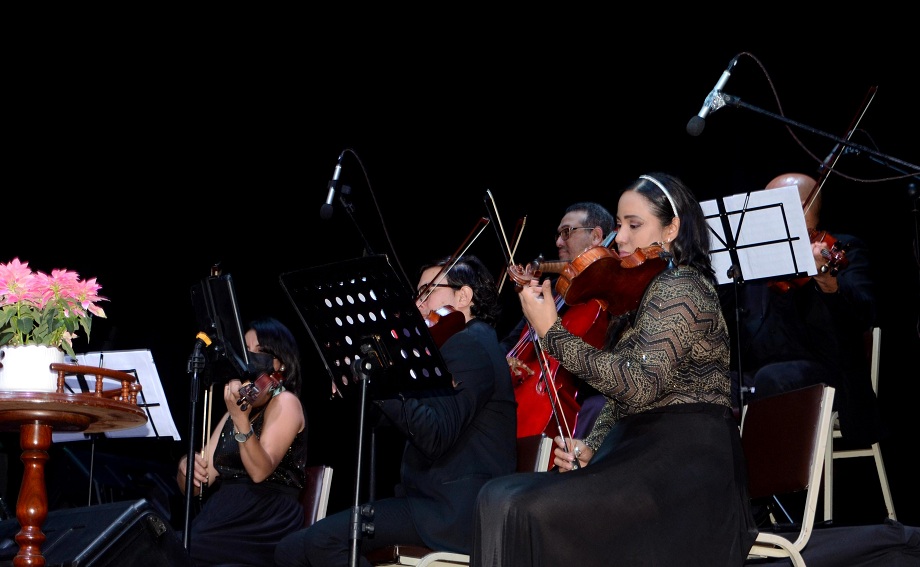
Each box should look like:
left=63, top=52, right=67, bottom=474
left=14, top=422, right=51, bottom=567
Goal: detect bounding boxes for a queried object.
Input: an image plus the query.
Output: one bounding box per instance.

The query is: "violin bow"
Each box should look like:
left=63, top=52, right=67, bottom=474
left=415, top=216, right=491, bottom=305
left=804, top=85, right=877, bottom=216
left=485, top=191, right=580, bottom=457
left=495, top=218, right=528, bottom=295
left=484, top=189, right=527, bottom=294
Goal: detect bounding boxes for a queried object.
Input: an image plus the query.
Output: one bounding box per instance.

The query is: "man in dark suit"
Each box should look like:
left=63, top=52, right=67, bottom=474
left=275, top=255, right=517, bottom=567
left=721, top=172, right=885, bottom=446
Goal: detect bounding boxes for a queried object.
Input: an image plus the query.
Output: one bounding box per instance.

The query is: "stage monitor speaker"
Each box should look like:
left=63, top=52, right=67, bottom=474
left=0, top=499, right=191, bottom=567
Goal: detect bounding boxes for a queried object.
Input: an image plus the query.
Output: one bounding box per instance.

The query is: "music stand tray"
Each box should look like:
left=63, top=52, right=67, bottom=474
left=280, top=254, right=452, bottom=400
left=701, top=185, right=815, bottom=286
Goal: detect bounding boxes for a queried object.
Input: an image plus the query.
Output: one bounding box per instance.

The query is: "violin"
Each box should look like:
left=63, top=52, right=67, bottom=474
left=769, top=228, right=849, bottom=293
left=557, top=244, right=667, bottom=313
left=508, top=244, right=669, bottom=316
left=237, top=370, right=284, bottom=412
left=424, top=305, right=466, bottom=347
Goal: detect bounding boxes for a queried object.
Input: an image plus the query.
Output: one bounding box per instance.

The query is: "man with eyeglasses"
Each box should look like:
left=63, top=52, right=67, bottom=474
left=276, top=254, right=516, bottom=567
left=500, top=201, right=616, bottom=439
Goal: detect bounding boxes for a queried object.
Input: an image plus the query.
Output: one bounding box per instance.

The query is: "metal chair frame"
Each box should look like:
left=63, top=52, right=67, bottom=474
left=823, top=326, right=896, bottom=522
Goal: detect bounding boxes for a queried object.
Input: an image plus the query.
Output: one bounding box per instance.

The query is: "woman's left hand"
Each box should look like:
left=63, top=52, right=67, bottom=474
left=224, top=379, right=248, bottom=418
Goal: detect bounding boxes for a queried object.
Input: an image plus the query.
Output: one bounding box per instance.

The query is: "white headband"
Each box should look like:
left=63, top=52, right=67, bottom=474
left=639, top=175, right=679, bottom=219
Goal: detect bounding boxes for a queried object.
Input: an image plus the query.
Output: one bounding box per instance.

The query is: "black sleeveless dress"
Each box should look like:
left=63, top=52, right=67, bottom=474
left=189, top=404, right=307, bottom=567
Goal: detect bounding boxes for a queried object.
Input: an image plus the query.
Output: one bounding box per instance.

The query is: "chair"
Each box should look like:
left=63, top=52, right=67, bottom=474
left=741, top=383, right=836, bottom=567
left=516, top=431, right=555, bottom=472
left=300, top=465, right=333, bottom=527
left=823, top=326, right=896, bottom=522
left=365, top=434, right=554, bottom=567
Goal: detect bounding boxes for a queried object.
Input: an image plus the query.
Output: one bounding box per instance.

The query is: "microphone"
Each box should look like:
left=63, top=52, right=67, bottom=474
left=320, top=152, right=344, bottom=220
left=687, top=55, right=739, bottom=136
left=188, top=332, right=213, bottom=373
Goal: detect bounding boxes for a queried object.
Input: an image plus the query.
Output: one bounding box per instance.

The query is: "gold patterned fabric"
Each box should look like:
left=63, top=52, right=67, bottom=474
left=539, top=265, right=731, bottom=451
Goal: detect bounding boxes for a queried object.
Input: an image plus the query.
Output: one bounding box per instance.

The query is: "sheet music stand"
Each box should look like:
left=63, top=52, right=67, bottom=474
left=280, top=254, right=452, bottom=400
left=280, top=254, right=452, bottom=567
left=190, top=273, right=252, bottom=385
left=702, top=185, right=815, bottom=286
left=701, top=185, right=814, bottom=407
left=52, top=349, right=181, bottom=443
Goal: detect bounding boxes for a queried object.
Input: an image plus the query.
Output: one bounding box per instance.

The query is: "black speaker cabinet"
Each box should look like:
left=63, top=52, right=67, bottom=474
left=0, top=499, right=191, bottom=567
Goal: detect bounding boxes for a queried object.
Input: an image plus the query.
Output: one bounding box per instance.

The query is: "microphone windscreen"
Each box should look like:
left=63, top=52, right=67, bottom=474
left=686, top=116, right=705, bottom=136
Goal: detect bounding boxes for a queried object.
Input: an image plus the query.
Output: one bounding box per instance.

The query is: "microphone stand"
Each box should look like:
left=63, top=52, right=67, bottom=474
left=182, top=336, right=208, bottom=550
left=716, top=92, right=920, bottom=174
left=335, top=183, right=386, bottom=567
left=348, top=341, right=385, bottom=567
left=711, top=91, right=920, bottom=406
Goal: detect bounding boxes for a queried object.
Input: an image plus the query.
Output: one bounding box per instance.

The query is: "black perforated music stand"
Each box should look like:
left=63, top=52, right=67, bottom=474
left=280, top=254, right=452, bottom=399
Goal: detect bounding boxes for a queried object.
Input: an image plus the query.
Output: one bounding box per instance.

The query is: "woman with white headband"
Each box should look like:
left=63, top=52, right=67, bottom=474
left=472, top=172, right=757, bottom=566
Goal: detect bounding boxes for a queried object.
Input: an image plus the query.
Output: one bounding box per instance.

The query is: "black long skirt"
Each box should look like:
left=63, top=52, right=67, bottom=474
left=189, top=480, right=304, bottom=567
left=472, top=403, right=757, bottom=567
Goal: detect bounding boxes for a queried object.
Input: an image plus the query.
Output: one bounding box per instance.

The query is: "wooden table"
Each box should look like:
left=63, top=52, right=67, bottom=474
left=0, top=364, right=147, bottom=567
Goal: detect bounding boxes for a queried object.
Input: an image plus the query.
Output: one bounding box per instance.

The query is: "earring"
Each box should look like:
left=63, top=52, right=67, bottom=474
left=280, top=364, right=286, bottom=372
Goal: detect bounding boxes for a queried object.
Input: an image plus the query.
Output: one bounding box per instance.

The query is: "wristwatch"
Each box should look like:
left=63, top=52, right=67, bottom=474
left=234, top=425, right=255, bottom=443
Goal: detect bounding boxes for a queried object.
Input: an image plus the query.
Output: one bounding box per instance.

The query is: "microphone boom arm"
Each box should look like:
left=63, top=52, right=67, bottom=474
left=718, top=92, right=919, bottom=174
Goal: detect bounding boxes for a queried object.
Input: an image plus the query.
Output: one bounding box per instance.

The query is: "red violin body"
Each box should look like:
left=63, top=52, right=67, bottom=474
left=508, top=297, right=609, bottom=438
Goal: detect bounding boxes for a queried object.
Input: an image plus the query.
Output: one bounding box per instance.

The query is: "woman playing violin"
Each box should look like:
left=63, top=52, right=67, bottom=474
left=276, top=255, right=516, bottom=567
left=472, top=173, right=757, bottom=567
left=177, top=316, right=307, bottom=567
left=720, top=172, right=885, bottom=446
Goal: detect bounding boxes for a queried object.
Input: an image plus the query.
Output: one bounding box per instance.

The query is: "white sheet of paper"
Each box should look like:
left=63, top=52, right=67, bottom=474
left=701, top=185, right=816, bottom=286
left=52, top=349, right=182, bottom=442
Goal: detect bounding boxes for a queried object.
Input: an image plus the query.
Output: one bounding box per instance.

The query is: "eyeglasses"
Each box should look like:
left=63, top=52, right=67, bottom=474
left=416, top=282, right=460, bottom=299
left=555, top=226, right=594, bottom=241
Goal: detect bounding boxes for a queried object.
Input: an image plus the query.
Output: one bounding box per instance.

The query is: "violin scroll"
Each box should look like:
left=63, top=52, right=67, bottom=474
left=814, top=231, right=849, bottom=276
left=506, top=255, right=544, bottom=291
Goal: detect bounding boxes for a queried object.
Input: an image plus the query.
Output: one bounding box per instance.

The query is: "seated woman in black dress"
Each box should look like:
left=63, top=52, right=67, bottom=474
left=177, top=316, right=307, bottom=567
left=472, top=173, right=758, bottom=567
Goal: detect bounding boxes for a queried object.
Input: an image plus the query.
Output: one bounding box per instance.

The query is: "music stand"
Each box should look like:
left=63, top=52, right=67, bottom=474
left=182, top=271, right=257, bottom=549
left=52, top=349, right=181, bottom=443
left=280, top=254, right=451, bottom=400
left=703, top=185, right=815, bottom=286
left=701, top=185, right=814, bottom=406
left=280, top=254, right=452, bottom=567
left=190, top=273, right=252, bottom=384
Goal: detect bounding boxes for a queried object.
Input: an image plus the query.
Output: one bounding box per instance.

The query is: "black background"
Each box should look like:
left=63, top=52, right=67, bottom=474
left=5, top=31, right=918, bottom=530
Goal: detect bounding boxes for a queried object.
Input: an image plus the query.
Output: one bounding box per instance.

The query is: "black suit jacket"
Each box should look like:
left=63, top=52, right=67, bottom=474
left=374, top=319, right=517, bottom=553
left=720, top=232, right=884, bottom=444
